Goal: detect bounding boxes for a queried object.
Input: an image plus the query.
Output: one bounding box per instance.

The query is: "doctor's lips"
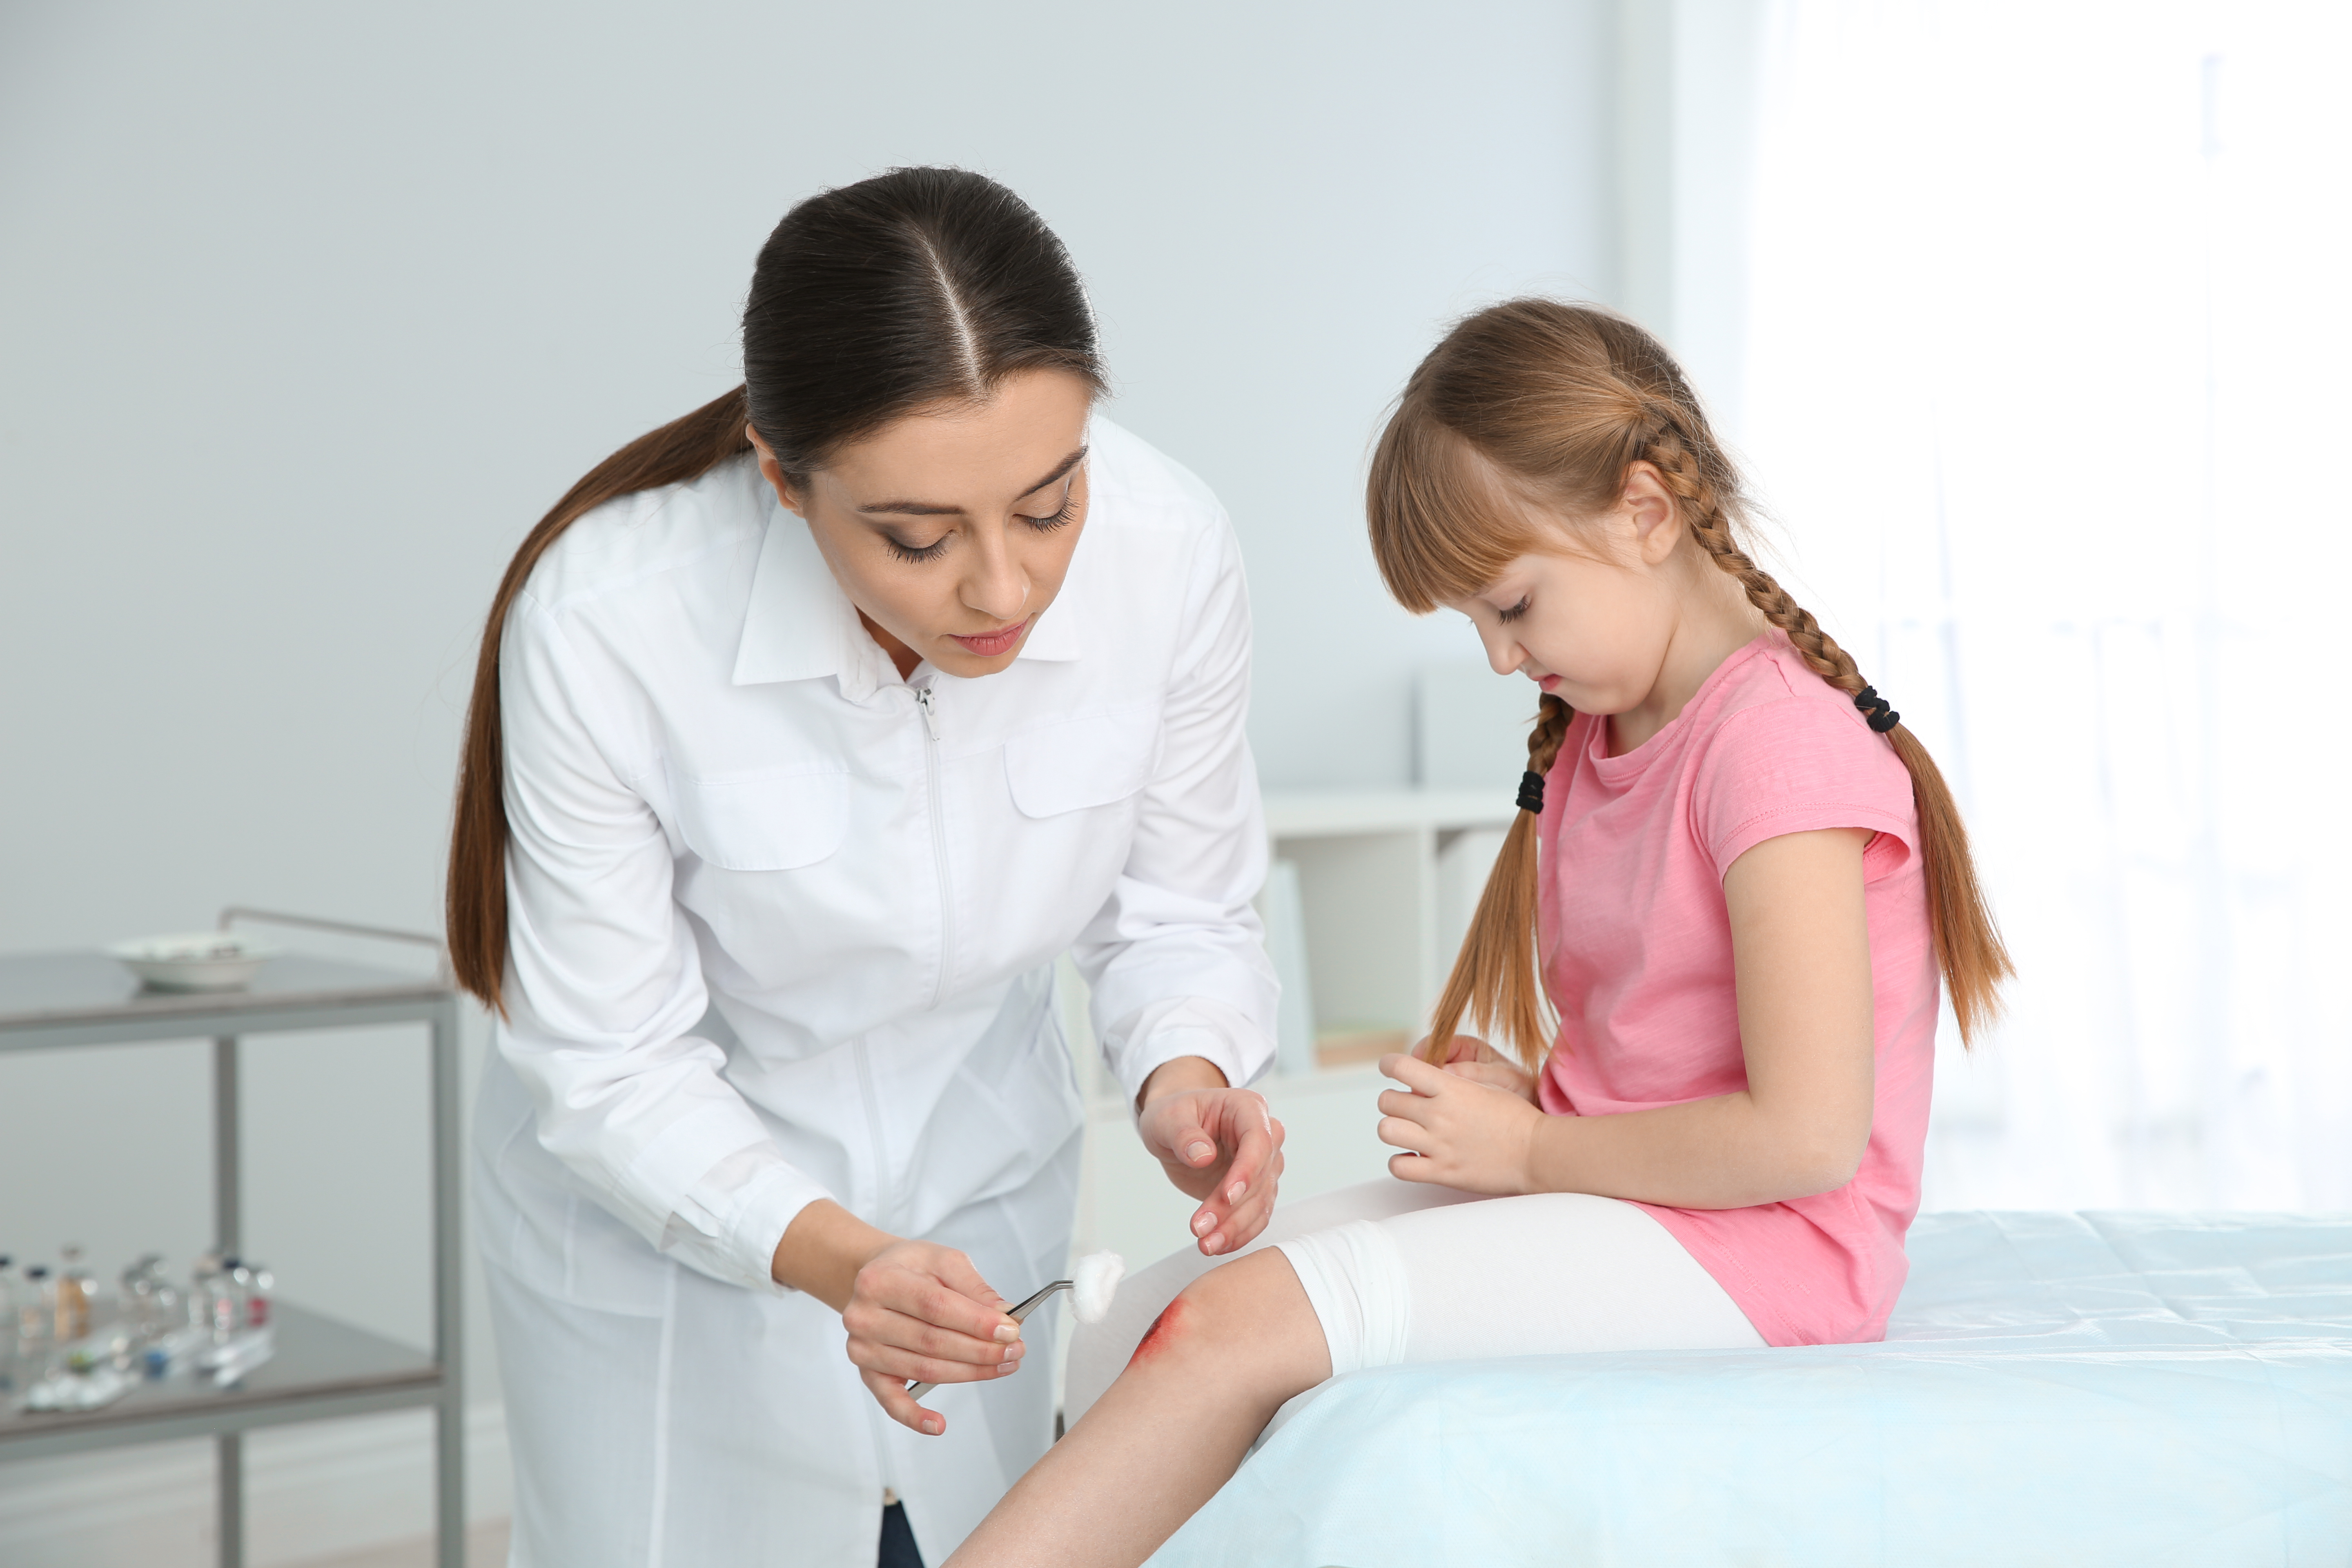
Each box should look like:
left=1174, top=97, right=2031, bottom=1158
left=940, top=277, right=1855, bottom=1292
left=948, top=617, right=1031, bottom=657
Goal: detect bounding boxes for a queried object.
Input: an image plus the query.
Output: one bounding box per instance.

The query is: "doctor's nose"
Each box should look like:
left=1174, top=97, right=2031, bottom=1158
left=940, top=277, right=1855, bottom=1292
left=961, top=542, right=1029, bottom=623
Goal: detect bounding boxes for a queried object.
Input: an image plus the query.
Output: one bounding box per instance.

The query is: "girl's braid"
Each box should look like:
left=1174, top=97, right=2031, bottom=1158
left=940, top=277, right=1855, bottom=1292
left=1636, top=408, right=1869, bottom=702
left=1526, top=691, right=1573, bottom=774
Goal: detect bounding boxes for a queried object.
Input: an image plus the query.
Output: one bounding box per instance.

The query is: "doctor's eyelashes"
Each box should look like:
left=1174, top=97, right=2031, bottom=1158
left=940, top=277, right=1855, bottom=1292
left=1018, top=495, right=1081, bottom=532
left=877, top=494, right=1075, bottom=565
left=884, top=530, right=953, bottom=564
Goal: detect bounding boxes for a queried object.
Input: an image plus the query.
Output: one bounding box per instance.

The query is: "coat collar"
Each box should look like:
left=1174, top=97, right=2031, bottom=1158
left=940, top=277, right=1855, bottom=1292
left=730, top=489, right=1083, bottom=698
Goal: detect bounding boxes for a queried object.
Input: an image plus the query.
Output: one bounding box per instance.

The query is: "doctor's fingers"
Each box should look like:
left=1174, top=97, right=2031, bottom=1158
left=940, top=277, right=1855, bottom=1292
left=860, top=1368, right=965, bottom=1437
left=902, top=1240, right=1012, bottom=1313
left=852, top=1303, right=1027, bottom=1368
left=862, top=1368, right=937, bottom=1434
left=844, top=1278, right=1016, bottom=1353
left=1215, top=1098, right=1283, bottom=1200
left=1188, top=1120, right=1282, bottom=1250
left=850, top=1245, right=1015, bottom=1336
left=1202, top=1149, right=1284, bottom=1253
left=849, top=1330, right=1024, bottom=1389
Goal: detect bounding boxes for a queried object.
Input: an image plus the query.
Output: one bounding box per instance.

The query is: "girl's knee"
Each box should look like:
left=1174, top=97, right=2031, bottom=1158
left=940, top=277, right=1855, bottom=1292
left=1127, top=1250, right=1314, bottom=1380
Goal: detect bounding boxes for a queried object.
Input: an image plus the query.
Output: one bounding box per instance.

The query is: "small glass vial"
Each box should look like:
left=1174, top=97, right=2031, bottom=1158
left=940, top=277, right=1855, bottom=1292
left=54, top=1246, right=93, bottom=1344
left=19, top=1265, right=54, bottom=1367
left=239, top=1262, right=274, bottom=1330
left=207, top=1257, right=247, bottom=1342
left=120, top=1256, right=150, bottom=1336
left=120, top=1254, right=180, bottom=1344
left=187, top=1252, right=222, bottom=1332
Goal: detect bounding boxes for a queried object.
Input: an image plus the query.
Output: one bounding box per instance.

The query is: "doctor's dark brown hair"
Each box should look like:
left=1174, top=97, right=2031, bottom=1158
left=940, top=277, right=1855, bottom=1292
left=446, top=167, right=1105, bottom=1013
left=1368, top=299, right=2012, bottom=1069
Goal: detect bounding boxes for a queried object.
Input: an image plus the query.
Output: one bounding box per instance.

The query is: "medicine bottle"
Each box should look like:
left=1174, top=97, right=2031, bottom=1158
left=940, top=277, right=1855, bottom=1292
left=55, top=1245, right=94, bottom=1343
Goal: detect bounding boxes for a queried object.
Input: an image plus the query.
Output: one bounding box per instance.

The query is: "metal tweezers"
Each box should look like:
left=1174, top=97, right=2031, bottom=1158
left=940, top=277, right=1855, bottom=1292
left=906, top=1277, right=1071, bottom=1401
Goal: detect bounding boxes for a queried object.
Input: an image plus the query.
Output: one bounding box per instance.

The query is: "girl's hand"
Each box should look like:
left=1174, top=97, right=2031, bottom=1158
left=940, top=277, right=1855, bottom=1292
left=1377, top=1051, right=1543, bottom=1194
left=842, top=1239, right=1025, bottom=1437
left=1424, top=1032, right=1539, bottom=1104
left=1137, top=1061, right=1286, bottom=1257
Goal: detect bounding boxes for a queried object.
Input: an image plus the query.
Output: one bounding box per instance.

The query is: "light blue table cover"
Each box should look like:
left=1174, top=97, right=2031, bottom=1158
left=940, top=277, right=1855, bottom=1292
left=1146, top=1211, right=2352, bottom=1567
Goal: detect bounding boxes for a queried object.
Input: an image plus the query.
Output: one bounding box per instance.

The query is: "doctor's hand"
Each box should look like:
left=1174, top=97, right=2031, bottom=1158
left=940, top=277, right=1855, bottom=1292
left=773, top=1202, right=1023, bottom=1438
left=1378, top=1051, right=1543, bottom=1196
left=1136, top=1056, right=1285, bottom=1257
left=845, top=1239, right=1028, bottom=1437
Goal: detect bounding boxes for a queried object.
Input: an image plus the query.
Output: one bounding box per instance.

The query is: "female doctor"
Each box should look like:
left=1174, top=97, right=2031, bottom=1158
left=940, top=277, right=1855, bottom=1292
left=446, top=168, right=1284, bottom=1568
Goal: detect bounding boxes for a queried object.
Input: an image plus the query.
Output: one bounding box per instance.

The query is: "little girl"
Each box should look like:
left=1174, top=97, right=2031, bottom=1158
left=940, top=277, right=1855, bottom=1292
left=944, top=301, right=2011, bottom=1568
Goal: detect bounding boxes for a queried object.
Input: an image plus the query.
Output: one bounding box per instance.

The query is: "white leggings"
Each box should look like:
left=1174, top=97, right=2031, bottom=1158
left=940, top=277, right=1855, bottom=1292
left=1064, top=1179, right=1764, bottom=1428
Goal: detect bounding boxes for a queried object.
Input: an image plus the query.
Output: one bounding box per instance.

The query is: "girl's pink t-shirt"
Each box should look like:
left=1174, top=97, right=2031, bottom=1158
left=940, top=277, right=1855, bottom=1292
left=1535, top=632, right=1939, bottom=1346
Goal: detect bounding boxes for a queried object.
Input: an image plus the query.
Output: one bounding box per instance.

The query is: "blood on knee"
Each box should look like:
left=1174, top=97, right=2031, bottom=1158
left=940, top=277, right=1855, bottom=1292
left=1127, top=1295, right=1191, bottom=1367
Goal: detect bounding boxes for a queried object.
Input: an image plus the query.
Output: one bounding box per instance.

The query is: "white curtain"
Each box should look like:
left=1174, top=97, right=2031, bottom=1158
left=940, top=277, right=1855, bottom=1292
left=1735, top=0, right=2352, bottom=1211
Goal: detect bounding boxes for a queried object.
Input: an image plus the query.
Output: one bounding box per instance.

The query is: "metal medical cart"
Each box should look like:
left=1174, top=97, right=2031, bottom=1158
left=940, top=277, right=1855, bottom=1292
left=0, top=910, right=466, bottom=1567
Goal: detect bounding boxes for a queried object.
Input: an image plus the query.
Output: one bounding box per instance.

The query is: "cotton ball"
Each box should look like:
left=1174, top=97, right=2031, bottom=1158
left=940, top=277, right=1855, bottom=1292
left=1071, top=1251, right=1126, bottom=1325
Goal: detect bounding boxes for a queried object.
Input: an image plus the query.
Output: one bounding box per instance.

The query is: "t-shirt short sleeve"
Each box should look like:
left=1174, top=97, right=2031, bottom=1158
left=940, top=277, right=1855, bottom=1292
left=1691, top=693, right=1918, bottom=882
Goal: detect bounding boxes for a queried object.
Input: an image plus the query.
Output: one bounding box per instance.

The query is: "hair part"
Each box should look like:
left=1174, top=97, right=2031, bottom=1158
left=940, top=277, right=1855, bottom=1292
left=1369, top=299, right=2012, bottom=1069
left=447, top=168, right=1105, bottom=1013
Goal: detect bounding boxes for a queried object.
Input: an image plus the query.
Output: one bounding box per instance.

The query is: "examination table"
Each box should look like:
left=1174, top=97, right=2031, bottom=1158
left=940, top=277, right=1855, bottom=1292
left=1146, top=1210, right=2352, bottom=1566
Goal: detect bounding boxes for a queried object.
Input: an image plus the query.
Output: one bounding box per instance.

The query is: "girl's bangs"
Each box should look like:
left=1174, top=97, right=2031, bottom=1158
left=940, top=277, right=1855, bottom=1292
left=1368, top=415, right=1546, bottom=615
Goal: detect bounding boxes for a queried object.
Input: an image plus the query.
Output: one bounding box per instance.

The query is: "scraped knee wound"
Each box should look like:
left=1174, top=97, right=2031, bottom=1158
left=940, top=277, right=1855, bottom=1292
left=1274, top=1220, right=1412, bottom=1377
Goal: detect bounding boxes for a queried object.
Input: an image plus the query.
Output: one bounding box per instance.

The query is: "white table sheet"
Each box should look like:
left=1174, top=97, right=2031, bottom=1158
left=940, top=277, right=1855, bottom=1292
left=1147, top=1210, right=2352, bottom=1567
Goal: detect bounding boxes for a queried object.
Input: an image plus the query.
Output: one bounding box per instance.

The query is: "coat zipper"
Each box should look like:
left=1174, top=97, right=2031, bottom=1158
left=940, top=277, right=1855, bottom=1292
left=851, top=1039, right=901, bottom=1499
left=858, top=682, right=946, bottom=1507
left=912, top=686, right=953, bottom=1009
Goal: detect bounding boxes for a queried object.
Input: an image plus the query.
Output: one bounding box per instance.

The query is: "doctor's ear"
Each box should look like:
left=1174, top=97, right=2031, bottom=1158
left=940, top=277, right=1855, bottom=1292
left=745, top=428, right=805, bottom=517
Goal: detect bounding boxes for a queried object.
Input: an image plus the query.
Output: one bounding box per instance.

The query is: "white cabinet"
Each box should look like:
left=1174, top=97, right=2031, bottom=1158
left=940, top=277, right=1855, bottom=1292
left=1259, top=788, right=1516, bottom=1069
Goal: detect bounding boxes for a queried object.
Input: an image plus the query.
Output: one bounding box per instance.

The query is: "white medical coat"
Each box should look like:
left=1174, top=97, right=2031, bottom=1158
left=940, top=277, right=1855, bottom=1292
left=471, top=417, right=1278, bottom=1565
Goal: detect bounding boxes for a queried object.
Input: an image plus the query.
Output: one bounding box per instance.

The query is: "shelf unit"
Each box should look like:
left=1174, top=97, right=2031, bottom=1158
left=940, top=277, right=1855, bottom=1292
left=0, top=938, right=464, bottom=1568
left=1259, top=787, right=1517, bottom=1070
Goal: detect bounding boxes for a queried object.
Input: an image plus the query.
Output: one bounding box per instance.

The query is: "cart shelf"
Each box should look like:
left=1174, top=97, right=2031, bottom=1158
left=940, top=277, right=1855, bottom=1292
left=0, top=1301, right=441, bottom=1461
left=0, top=932, right=465, bottom=1568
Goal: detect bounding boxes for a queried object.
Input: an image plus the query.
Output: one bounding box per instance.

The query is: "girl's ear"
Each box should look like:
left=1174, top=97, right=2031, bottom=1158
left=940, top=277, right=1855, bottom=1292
left=1620, top=461, right=1680, bottom=565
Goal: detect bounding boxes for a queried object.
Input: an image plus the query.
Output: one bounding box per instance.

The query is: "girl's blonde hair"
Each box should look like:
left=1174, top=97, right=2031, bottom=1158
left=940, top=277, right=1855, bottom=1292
left=1368, top=299, right=2011, bottom=1069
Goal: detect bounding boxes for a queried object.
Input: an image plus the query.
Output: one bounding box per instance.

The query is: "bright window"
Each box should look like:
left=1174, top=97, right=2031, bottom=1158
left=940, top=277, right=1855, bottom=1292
left=1739, top=0, right=2352, bottom=1208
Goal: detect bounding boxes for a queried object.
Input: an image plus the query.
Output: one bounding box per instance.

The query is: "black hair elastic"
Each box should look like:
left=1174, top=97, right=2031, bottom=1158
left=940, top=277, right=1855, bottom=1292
left=1517, top=770, right=1546, bottom=813
left=1853, top=684, right=1902, bottom=734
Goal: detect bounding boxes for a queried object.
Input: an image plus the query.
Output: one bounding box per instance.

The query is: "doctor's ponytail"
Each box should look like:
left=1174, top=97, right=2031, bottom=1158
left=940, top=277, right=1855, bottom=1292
left=447, top=168, right=1104, bottom=1013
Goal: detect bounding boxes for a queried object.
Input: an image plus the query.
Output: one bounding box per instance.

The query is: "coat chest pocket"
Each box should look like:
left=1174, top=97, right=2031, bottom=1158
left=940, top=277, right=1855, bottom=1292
left=668, top=761, right=851, bottom=871
left=1003, top=702, right=1163, bottom=817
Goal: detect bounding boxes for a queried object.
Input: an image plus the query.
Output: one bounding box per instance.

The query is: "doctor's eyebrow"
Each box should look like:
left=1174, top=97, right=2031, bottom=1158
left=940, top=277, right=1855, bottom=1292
left=855, top=447, right=1087, bottom=517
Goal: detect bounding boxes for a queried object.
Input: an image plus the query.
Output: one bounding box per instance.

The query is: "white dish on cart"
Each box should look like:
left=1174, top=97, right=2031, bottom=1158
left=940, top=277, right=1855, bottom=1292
left=106, top=932, right=281, bottom=991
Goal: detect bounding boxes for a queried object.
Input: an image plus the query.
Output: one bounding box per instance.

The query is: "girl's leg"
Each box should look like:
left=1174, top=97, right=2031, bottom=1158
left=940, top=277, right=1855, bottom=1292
left=946, top=1247, right=1329, bottom=1568
left=953, top=1190, right=1762, bottom=1568
left=1298, top=1190, right=1764, bottom=1366
left=1062, top=1177, right=1479, bottom=1426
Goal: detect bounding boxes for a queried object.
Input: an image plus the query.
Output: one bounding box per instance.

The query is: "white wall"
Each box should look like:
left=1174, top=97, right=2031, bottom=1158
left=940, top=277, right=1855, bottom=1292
left=0, top=0, right=1621, bottom=1552
left=1615, top=0, right=1769, bottom=442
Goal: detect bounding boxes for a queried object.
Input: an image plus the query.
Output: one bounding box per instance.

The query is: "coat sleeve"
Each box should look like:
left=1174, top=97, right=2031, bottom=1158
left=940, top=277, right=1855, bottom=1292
left=1069, top=510, right=1281, bottom=1105
left=494, top=589, right=832, bottom=1293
